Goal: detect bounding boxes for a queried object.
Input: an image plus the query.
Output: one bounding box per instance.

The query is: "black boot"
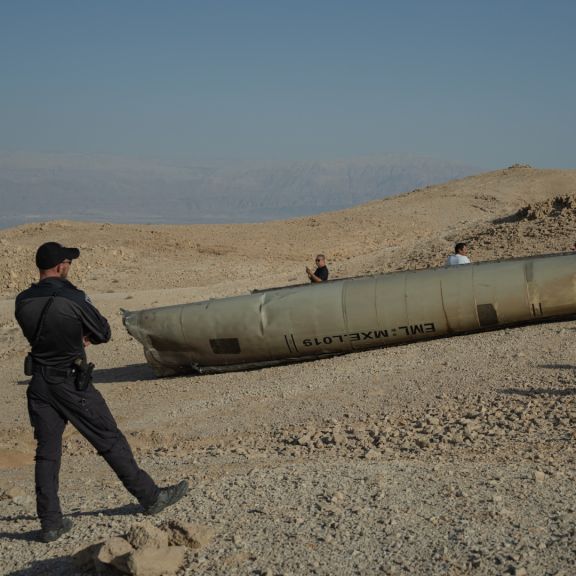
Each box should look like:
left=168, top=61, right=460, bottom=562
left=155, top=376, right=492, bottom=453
left=40, top=517, right=73, bottom=543
left=144, top=480, right=188, bottom=515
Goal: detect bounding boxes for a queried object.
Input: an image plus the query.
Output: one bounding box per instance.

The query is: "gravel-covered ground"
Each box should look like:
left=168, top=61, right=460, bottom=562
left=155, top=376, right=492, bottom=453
left=1, top=167, right=576, bottom=575
left=1, top=318, right=575, bottom=575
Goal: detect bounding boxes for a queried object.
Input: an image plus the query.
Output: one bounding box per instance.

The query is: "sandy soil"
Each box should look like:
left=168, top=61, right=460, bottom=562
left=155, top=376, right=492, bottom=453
left=1, top=164, right=576, bottom=575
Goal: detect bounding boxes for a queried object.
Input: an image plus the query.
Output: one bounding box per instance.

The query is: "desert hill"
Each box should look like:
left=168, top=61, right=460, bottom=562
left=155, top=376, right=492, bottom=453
left=1, top=164, right=576, bottom=297
left=1, top=164, right=576, bottom=575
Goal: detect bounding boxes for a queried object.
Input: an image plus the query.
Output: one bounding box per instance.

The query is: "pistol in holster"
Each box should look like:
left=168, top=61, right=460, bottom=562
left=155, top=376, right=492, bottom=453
left=73, top=357, right=95, bottom=391
left=24, top=353, right=34, bottom=376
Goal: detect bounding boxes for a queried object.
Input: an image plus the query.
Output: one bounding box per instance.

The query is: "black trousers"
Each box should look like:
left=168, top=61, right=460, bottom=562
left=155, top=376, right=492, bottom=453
left=26, top=371, right=159, bottom=530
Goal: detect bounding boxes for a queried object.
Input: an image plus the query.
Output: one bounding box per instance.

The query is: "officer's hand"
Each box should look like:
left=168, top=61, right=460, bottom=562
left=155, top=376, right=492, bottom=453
left=83, top=335, right=92, bottom=347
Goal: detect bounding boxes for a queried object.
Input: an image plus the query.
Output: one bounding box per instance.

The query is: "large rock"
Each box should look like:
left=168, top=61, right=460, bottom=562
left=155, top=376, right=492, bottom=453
left=97, top=536, right=134, bottom=573
left=126, top=546, right=187, bottom=576
left=126, top=520, right=169, bottom=550
left=73, top=542, right=106, bottom=573
left=162, top=519, right=215, bottom=549
left=78, top=520, right=193, bottom=576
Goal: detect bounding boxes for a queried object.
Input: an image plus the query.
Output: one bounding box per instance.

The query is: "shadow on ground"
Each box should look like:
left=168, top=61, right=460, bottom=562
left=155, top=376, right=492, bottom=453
left=501, top=387, right=576, bottom=396
left=17, top=363, right=157, bottom=386
left=93, top=363, right=157, bottom=384
left=538, top=363, right=576, bottom=370
left=0, top=502, right=140, bottom=542
left=7, top=557, right=78, bottom=576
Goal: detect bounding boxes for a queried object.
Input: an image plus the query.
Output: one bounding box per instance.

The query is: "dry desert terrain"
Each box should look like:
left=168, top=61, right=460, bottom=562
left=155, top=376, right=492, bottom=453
left=1, top=164, right=576, bottom=575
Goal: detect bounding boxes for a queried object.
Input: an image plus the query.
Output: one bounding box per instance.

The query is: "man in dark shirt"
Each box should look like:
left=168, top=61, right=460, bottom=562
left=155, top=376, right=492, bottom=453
left=306, top=254, right=329, bottom=283
left=15, top=242, right=188, bottom=543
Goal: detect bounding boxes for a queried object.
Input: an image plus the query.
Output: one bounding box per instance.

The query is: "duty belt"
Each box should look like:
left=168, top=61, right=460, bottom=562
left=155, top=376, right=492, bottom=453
left=33, top=364, right=76, bottom=379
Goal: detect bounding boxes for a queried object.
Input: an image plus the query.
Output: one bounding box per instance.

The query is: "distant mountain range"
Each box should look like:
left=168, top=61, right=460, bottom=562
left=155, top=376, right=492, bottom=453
left=0, top=153, right=482, bottom=228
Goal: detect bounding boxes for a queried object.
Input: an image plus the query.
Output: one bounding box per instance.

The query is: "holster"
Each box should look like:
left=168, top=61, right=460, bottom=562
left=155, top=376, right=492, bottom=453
left=24, top=353, right=34, bottom=376
left=73, top=357, right=95, bottom=391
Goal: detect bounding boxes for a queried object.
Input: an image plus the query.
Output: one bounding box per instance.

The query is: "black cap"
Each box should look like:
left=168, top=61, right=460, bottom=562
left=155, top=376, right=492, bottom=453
left=35, top=242, right=80, bottom=270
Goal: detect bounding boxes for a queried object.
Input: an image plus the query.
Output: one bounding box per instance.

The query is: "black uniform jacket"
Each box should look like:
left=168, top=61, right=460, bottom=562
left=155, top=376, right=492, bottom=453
left=15, top=277, right=111, bottom=367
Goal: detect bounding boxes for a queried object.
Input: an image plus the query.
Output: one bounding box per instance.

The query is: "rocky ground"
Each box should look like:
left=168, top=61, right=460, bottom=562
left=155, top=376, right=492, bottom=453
left=1, top=165, right=576, bottom=575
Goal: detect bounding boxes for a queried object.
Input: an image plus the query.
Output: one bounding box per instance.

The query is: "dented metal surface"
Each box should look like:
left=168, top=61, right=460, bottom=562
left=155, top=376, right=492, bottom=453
left=122, top=253, right=576, bottom=376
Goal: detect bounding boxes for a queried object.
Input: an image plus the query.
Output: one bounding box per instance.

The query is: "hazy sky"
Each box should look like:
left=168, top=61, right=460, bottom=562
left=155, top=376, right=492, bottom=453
left=1, top=0, right=574, bottom=168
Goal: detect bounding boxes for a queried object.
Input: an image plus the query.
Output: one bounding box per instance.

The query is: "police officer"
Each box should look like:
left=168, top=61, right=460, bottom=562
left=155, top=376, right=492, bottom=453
left=15, top=242, right=188, bottom=543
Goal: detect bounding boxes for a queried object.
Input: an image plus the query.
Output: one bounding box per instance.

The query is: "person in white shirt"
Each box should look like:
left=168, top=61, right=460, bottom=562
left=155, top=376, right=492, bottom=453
left=446, top=242, right=471, bottom=265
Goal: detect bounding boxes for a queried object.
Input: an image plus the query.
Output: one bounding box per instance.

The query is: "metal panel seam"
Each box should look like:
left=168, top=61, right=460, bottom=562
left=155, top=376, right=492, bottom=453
left=341, top=280, right=349, bottom=333
left=439, top=280, right=453, bottom=333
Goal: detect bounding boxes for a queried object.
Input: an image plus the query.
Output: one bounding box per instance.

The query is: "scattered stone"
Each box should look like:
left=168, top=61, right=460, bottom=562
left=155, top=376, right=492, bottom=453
left=3, top=486, right=27, bottom=499
left=363, top=448, right=380, bottom=460
left=534, top=471, right=546, bottom=483
left=0, top=485, right=34, bottom=508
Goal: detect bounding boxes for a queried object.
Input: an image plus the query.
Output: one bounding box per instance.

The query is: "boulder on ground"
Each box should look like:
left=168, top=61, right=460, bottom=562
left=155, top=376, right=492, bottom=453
left=162, top=519, right=215, bottom=549
left=126, top=520, right=169, bottom=550
left=126, top=545, right=187, bottom=576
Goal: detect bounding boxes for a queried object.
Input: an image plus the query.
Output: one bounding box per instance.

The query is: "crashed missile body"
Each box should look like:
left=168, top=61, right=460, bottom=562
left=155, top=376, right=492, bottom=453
left=123, top=252, right=576, bottom=375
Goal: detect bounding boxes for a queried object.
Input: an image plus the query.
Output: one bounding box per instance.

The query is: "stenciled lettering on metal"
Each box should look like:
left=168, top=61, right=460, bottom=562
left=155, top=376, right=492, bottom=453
left=123, top=253, right=576, bottom=376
